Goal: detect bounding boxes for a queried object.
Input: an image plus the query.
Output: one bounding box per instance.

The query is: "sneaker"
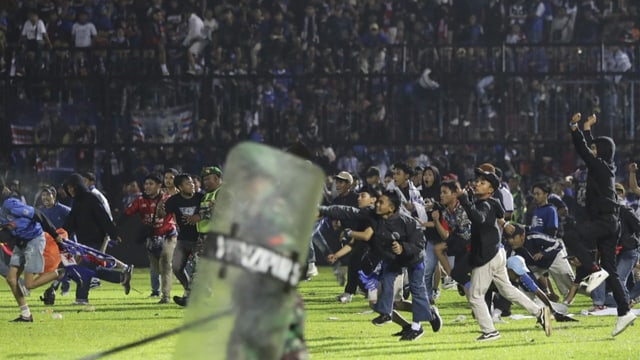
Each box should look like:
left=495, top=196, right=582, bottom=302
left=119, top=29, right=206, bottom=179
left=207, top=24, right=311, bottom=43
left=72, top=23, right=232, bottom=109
left=149, top=291, right=160, bottom=298
left=457, top=284, right=466, bottom=296
left=391, top=325, right=412, bottom=336
left=612, top=311, right=636, bottom=337
left=537, top=306, right=552, bottom=337
left=10, top=315, right=33, bottom=322
left=306, top=262, right=319, bottom=277
left=403, top=284, right=411, bottom=301
left=553, top=311, right=578, bottom=322
left=433, top=288, right=441, bottom=301
left=580, top=269, right=609, bottom=293
left=442, top=276, right=457, bottom=290
left=40, top=286, right=56, bottom=305
left=587, top=305, right=607, bottom=313
left=430, top=306, right=442, bottom=332
left=371, top=313, right=392, bottom=326
left=173, top=295, right=188, bottom=307
left=491, top=309, right=508, bottom=324
left=72, top=300, right=90, bottom=305
left=158, top=297, right=170, bottom=304
left=121, top=265, right=133, bottom=295
left=336, top=293, right=353, bottom=304
left=492, top=314, right=509, bottom=324
left=399, top=327, right=424, bottom=341
left=17, top=278, right=30, bottom=297
left=476, top=331, right=501, bottom=341
left=89, top=278, right=101, bottom=289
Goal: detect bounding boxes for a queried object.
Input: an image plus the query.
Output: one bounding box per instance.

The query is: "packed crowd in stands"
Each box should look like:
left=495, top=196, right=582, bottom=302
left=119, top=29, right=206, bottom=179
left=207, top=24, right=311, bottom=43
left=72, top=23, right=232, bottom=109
left=1, top=0, right=638, bottom=77
left=2, top=0, right=640, bottom=204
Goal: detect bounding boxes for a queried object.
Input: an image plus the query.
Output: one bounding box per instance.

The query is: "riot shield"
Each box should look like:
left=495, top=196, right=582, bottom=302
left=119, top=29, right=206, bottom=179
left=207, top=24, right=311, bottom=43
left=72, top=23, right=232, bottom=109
left=174, top=142, right=324, bottom=360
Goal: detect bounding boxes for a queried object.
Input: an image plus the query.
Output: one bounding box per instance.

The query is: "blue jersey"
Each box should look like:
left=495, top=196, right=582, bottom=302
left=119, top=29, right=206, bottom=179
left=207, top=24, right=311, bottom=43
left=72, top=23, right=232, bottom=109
left=0, top=197, right=43, bottom=240
left=529, top=203, right=558, bottom=236
left=41, top=203, right=71, bottom=229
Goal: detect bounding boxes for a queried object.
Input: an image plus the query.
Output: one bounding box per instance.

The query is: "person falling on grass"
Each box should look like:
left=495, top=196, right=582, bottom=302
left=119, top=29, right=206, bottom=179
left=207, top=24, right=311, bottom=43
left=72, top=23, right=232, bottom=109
left=565, top=113, right=636, bottom=336
left=502, top=253, right=577, bottom=323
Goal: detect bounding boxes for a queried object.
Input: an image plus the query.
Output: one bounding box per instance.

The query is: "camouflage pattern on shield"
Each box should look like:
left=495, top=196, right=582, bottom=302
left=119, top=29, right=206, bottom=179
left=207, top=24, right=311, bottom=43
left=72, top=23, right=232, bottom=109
left=174, top=142, right=324, bottom=360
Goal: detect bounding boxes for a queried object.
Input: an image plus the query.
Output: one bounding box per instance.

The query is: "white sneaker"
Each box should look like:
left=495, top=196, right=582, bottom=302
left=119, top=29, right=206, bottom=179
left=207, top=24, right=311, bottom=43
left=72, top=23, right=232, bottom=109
left=442, top=275, right=457, bottom=290
left=306, top=262, right=319, bottom=277
left=336, top=293, right=353, bottom=304
left=612, top=311, right=636, bottom=336
left=433, top=288, right=441, bottom=301
left=491, top=309, right=508, bottom=324
left=580, top=269, right=609, bottom=293
left=492, top=314, right=508, bottom=324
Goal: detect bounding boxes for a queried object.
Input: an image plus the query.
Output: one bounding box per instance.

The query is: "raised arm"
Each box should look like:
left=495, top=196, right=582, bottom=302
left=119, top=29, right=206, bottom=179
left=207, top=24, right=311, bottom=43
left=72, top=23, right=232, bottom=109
left=628, top=163, right=640, bottom=196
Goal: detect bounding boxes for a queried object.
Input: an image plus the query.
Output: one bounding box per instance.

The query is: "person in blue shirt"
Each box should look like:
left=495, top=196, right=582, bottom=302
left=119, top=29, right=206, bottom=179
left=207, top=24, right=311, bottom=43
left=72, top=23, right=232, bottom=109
left=39, top=186, right=71, bottom=229
left=38, top=185, right=74, bottom=298
left=0, top=177, right=62, bottom=322
left=528, top=182, right=559, bottom=236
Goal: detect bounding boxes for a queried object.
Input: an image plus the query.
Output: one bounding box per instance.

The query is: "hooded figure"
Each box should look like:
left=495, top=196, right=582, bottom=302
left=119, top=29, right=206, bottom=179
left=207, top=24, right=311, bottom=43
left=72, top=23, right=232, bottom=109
left=63, top=173, right=119, bottom=249
left=420, top=165, right=442, bottom=202
left=582, top=136, right=618, bottom=219
left=59, top=173, right=131, bottom=303
left=566, top=114, right=634, bottom=337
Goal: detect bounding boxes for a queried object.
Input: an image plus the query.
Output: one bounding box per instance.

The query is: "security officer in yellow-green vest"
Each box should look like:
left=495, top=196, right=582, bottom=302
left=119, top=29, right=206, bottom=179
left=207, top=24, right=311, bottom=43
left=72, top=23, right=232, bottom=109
left=196, top=166, right=224, bottom=235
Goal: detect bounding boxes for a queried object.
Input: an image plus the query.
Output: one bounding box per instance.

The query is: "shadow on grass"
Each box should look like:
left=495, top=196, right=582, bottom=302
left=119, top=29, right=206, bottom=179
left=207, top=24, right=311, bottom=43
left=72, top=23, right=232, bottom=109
left=4, top=353, right=49, bottom=359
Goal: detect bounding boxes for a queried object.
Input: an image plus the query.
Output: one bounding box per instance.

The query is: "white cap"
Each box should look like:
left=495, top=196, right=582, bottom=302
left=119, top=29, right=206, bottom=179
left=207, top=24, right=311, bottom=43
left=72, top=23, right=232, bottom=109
left=334, top=171, right=353, bottom=184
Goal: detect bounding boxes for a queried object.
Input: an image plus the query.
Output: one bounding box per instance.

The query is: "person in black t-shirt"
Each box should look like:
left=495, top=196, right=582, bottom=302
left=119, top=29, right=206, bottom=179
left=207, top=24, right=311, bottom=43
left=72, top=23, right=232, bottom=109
left=157, top=173, right=204, bottom=306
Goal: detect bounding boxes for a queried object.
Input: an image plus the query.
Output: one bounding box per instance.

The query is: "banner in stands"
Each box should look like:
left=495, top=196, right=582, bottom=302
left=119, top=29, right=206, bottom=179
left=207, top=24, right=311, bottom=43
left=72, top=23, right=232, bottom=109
left=131, top=105, right=193, bottom=143
left=9, top=101, right=98, bottom=146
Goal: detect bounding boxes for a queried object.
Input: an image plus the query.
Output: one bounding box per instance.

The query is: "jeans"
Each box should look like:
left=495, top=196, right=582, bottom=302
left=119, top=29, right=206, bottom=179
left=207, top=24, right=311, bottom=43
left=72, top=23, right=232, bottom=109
left=374, top=262, right=400, bottom=315
left=375, top=261, right=433, bottom=323
left=406, top=260, right=433, bottom=322
left=172, top=240, right=198, bottom=293
left=423, top=241, right=438, bottom=302
left=150, top=266, right=160, bottom=294
left=591, top=249, right=639, bottom=306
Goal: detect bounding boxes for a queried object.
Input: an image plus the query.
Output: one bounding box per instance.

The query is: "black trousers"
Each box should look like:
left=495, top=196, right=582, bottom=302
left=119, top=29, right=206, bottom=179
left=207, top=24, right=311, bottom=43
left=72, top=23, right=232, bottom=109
left=564, top=214, right=630, bottom=316
left=344, top=242, right=366, bottom=294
